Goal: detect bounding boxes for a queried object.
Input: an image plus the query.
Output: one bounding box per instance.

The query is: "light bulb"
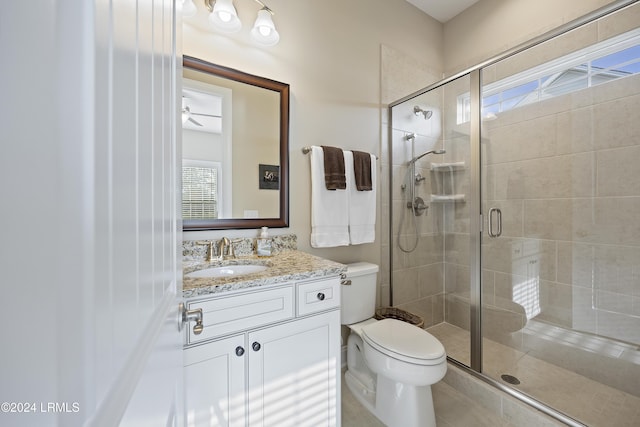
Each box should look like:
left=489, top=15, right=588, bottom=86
left=259, top=26, right=271, bottom=36
left=218, top=11, right=231, bottom=22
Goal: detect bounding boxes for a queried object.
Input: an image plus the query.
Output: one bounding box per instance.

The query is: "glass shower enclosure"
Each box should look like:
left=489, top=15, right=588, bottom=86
left=388, top=1, right=640, bottom=425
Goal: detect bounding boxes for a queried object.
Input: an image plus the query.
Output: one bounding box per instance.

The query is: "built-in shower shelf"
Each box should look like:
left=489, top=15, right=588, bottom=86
left=431, top=162, right=466, bottom=172
left=430, top=194, right=466, bottom=203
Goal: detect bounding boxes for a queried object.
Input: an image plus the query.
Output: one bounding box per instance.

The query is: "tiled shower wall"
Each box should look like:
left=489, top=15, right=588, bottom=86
left=380, top=44, right=443, bottom=313
left=388, top=83, right=450, bottom=328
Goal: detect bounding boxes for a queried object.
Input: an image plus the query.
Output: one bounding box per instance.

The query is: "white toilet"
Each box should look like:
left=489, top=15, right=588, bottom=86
left=342, top=262, right=447, bottom=427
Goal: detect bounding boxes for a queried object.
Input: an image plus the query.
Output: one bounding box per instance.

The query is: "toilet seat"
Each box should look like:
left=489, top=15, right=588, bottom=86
left=346, top=318, right=378, bottom=336
left=362, top=318, right=446, bottom=366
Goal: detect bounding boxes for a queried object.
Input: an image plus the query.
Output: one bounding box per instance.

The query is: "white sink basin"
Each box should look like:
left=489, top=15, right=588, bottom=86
left=186, top=264, right=268, bottom=278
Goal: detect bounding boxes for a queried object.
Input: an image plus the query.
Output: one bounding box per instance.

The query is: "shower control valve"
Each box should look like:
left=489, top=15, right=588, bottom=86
left=408, top=197, right=428, bottom=216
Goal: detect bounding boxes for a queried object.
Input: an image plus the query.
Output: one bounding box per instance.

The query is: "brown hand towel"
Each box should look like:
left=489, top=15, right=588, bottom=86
left=352, top=150, right=373, bottom=191
left=321, top=145, right=346, bottom=190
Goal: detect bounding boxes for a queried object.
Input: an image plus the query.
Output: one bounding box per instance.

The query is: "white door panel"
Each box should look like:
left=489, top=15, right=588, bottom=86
left=0, top=0, right=182, bottom=426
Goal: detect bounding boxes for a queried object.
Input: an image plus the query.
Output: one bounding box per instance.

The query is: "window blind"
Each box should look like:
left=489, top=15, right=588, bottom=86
left=182, top=166, right=218, bottom=219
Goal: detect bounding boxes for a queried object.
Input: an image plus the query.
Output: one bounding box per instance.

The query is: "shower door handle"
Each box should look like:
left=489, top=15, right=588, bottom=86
left=488, top=207, right=502, bottom=238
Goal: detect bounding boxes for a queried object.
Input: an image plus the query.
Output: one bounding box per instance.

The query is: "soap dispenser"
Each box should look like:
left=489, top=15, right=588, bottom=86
left=256, top=226, right=273, bottom=256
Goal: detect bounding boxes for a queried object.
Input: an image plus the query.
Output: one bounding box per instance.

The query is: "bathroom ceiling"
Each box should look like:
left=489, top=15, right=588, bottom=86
left=406, top=0, right=480, bottom=23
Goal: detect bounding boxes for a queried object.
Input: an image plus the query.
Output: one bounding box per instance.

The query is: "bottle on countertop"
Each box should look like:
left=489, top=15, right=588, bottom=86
left=256, top=226, right=273, bottom=256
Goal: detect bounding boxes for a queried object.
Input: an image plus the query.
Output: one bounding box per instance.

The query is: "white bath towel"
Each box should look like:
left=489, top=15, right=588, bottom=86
left=310, top=146, right=350, bottom=248
left=344, top=150, right=376, bottom=244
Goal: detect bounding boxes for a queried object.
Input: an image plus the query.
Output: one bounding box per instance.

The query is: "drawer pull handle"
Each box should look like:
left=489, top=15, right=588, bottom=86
left=317, top=292, right=326, bottom=301
left=252, top=342, right=261, bottom=352
left=235, top=346, right=245, bottom=357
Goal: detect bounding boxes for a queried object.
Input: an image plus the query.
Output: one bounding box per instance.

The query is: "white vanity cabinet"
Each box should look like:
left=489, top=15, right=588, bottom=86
left=183, top=276, right=341, bottom=427
left=184, top=334, right=246, bottom=426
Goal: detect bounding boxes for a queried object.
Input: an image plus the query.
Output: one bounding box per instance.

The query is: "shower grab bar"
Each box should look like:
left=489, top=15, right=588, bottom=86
left=488, top=207, right=502, bottom=238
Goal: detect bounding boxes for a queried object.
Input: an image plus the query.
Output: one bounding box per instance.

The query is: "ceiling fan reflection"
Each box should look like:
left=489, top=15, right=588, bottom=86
left=182, top=105, right=203, bottom=126
left=182, top=97, right=222, bottom=126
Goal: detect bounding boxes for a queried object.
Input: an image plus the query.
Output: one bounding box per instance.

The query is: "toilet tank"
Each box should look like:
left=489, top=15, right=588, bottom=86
left=341, top=262, right=379, bottom=325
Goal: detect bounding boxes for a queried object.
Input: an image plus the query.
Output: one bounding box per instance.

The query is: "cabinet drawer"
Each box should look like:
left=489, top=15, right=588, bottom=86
left=187, top=286, right=294, bottom=344
left=296, top=277, right=340, bottom=316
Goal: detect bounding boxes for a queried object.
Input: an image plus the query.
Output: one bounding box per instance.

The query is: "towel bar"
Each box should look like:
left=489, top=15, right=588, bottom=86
left=302, top=146, right=378, bottom=159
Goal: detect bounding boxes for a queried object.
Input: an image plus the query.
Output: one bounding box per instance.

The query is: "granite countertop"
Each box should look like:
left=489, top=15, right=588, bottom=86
left=183, top=250, right=347, bottom=299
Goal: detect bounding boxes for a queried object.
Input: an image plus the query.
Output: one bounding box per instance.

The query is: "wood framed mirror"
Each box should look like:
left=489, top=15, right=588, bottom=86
left=182, top=56, right=289, bottom=230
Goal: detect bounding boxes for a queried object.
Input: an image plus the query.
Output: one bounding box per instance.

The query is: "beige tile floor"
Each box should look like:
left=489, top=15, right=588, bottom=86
left=427, top=323, right=640, bottom=427
left=341, top=369, right=512, bottom=427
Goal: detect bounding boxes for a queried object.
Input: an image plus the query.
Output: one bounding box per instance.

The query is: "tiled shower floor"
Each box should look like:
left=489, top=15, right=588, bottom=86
left=427, top=323, right=640, bottom=427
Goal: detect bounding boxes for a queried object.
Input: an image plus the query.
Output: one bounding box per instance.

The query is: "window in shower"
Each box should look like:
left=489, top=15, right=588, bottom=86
left=457, top=28, right=640, bottom=123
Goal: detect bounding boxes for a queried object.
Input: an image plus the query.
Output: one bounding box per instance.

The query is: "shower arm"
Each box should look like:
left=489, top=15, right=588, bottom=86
left=403, top=133, right=445, bottom=212
left=409, top=149, right=446, bottom=165
left=406, top=145, right=446, bottom=213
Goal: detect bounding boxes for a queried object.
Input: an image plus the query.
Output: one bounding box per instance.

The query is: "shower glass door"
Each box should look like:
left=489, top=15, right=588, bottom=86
left=389, top=74, right=472, bottom=368
left=433, top=74, right=474, bottom=368
left=479, top=8, right=640, bottom=424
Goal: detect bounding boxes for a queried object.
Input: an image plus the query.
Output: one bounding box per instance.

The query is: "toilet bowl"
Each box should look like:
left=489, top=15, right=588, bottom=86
left=362, top=318, right=447, bottom=386
left=341, top=263, right=447, bottom=427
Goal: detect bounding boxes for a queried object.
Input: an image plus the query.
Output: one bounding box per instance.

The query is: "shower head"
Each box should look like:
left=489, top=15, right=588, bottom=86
left=408, top=149, right=446, bottom=165
left=414, top=106, right=433, bottom=120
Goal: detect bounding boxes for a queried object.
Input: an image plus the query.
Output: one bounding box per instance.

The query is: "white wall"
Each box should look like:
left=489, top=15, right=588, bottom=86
left=443, top=0, right=618, bottom=75
left=182, top=0, right=443, bottom=267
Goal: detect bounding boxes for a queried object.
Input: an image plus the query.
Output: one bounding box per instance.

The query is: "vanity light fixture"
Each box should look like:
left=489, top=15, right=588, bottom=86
left=181, top=0, right=197, bottom=17
left=203, top=0, right=280, bottom=46
left=251, top=6, right=279, bottom=46
left=205, top=0, right=242, bottom=33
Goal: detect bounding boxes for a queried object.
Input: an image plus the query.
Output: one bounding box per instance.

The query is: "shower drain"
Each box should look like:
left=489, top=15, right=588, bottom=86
left=500, top=374, right=521, bottom=385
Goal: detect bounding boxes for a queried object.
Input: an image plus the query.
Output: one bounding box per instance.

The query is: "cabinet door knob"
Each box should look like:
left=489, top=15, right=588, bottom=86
left=252, top=342, right=261, bottom=352
left=235, top=346, right=245, bottom=357
left=317, top=292, right=325, bottom=301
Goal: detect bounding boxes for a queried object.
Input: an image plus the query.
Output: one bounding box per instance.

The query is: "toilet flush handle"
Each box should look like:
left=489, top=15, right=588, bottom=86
left=340, top=279, right=352, bottom=286
left=340, top=272, right=351, bottom=285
